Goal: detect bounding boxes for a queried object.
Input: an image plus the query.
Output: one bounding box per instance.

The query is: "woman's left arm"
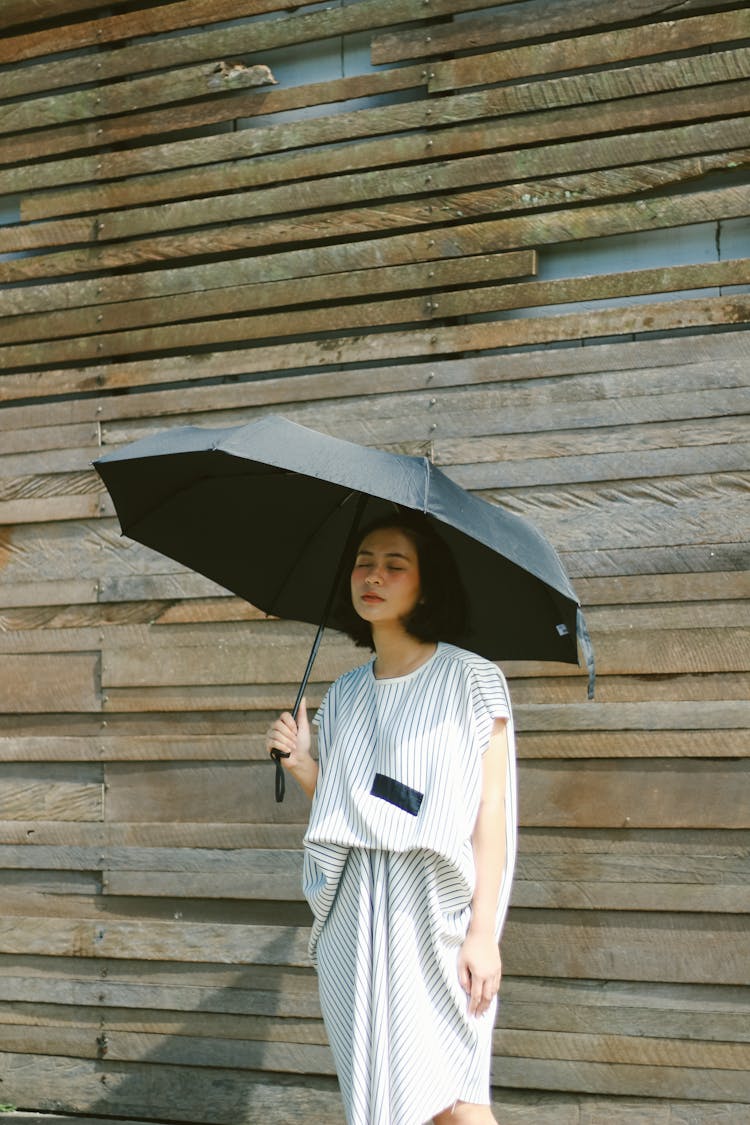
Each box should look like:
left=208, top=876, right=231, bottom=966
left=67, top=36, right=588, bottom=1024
left=457, top=716, right=508, bottom=1018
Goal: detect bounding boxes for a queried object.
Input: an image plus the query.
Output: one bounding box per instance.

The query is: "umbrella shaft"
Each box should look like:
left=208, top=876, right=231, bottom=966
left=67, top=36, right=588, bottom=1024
left=274, top=491, right=370, bottom=802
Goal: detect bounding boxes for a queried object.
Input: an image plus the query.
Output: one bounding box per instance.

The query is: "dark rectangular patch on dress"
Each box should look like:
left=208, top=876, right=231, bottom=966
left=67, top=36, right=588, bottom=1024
left=370, top=773, right=423, bottom=816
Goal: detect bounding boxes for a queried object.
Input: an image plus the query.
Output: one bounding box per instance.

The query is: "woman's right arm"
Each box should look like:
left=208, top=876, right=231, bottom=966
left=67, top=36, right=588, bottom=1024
left=265, top=697, right=319, bottom=800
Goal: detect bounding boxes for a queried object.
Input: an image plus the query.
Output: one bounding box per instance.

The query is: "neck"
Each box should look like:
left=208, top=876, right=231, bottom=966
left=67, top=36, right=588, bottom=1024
left=372, top=626, right=436, bottom=678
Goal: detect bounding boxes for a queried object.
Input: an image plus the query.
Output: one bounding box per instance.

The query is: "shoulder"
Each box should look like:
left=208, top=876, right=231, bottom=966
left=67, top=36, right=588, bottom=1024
left=435, top=643, right=511, bottom=715
left=331, top=656, right=373, bottom=694
left=314, top=656, right=372, bottom=723
left=435, top=642, right=504, bottom=681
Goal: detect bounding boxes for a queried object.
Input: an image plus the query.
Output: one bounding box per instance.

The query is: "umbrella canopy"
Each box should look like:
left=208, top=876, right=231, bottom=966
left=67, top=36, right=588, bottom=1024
left=95, top=414, right=594, bottom=796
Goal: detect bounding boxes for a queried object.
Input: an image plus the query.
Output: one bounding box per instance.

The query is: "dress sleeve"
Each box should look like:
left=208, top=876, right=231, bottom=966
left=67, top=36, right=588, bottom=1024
left=470, top=660, right=512, bottom=754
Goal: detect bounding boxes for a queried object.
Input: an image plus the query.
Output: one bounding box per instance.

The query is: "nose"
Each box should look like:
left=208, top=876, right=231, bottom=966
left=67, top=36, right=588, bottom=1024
left=365, top=569, right=383, bottom=585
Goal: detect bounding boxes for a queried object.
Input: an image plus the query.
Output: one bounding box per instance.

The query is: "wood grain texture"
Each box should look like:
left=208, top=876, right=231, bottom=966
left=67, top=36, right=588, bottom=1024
left=428, top=9, right=750, bottom=91
left=5, top=47, right=745, bottom=199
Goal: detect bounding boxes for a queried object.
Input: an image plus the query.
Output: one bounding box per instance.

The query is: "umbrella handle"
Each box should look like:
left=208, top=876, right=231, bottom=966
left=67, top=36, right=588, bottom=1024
left=270, top=620, right=325, bottom=803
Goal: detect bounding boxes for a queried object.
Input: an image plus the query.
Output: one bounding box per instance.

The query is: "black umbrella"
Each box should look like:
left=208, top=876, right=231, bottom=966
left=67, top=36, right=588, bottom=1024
left=95, top=414, right=594, bottom=799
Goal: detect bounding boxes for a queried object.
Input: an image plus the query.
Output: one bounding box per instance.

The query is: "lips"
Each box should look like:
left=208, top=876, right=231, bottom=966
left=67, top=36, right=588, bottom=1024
left=361, top=593, right=384, bottom=603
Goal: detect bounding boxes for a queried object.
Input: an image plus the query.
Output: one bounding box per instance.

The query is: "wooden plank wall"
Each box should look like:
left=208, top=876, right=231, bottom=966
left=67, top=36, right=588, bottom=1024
left=0, top=1, right=748, bottom=1121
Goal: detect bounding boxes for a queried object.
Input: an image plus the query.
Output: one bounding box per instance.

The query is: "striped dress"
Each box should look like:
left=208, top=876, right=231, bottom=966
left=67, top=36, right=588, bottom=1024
left=303, top=642, right=517, bottom=1125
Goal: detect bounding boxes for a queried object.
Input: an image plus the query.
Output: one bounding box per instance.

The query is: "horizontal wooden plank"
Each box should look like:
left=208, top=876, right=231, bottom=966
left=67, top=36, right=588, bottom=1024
left=493, top=1054, right=750, bottom=1102
left=0, top=422, right=99, bottom=456
left=0, top=62, right=427, bottom=170
left=372, top=0, right=737, bottom=63
left=0, top=250, right=538, bottom=347
left=10, top=1051, right=747, bottom=1125
left=1, top=0, right=513, bottom=101
left=0, top=909, right=745, bottom=986
left=0, top=725, right=748, bottom=762
left=0, top=764, right=102, bottom=823
left=0, top=60, right=277, bottom=138
left=517, top=701, right=750, bottom=733
left=102, top=1019, right=750, bottom=1075
left=96, top=845, right=750, bottom=912
left=0, top=654, right=99, bottom=713
left=0, top=1051, right=346, bottom=1122
left=99, top=625, right=750, bottom=690
left=2, top=294, right=749, bottom=402
left=0, top=327, right=743, bottom=434
left=450, top=442, right=750, bottom=490
left=521, top=760, right=750, bottom=829
left=499, top=976, right=750, bottom=1048
left=0, top=579, right=98, bottom=609
left=12, top=113, right=750, bottom=260
left=99, top=758, right=750, bottom=830
left=0, top=822, right=305, bottom=849
left=428, top=9, right=750, bottom=92
left=8, top=254, right=749, bottom=368
left=2, top=955, right=747, bottom=1045
left=504, top=910, right=750, bottom=986
left=0, top=2, right=135, bottom=32
left=0, top=917, right=312, bottom=964
left=15, top=86, right=749, bottom=228
left=0, top=0, right=313, bottom=65
left=437, top=416, right=749, bottom=470
left=6, top=45, right=744, bottom=201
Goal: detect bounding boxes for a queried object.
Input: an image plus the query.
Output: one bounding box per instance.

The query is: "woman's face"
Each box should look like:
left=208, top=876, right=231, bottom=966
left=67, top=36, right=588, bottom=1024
left=350, top=527, right=422, bottom=628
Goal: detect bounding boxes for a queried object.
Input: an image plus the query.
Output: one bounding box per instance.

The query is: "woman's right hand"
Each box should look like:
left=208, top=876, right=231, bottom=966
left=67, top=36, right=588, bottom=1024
left=266, top=698, right=315, bottom=780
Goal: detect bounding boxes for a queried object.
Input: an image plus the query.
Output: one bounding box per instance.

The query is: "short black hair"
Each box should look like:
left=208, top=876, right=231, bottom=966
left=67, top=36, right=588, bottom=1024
left=334, top=511, right=467, bottom=650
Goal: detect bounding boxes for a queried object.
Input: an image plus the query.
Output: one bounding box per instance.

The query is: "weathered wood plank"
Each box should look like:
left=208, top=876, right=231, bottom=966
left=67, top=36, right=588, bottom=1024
left=0, top=60, right=276, bottom=138
left=99, top=625, right=749, bottom=691
left=0, top=2, right=134, bottom=32
left=0, top=764, right=102, bottom=822
left=8, top=255, right=749, bottom=368
left=436, top=417, right=749, bottom=471
left=0, top=0, right=517, bottom=101
left=2, top=295, right=749, bottom=402
left=0, top=1051, right=346, bottom=1123
left=1, top=956, right=748, bottom=1044
left=0, top=64, right=427, bottom=169
left=0, top=0, right=312, bottom=65
left=0, top=250, right=537, bottom=346
left=0, top=328, right=744, bottom=431
left=6, top=166, right=749, bottom=290
left=428, top=9, right=750, bottom=92
left=0, top=909, right=745, bottom=985
left=0, top=654, right=99, bottom=713
left=99, top=757, right=750, bottom=829
left=519, top=760, right=750, bottom=829
left=0, top=579, right=98, bottom=609
left=12, top=1052, right=745, bottom=1125
left=0, top=422, right=98, bottom=456
left=14, top=87, right=748, bottom=226
left=1, top=724, right=747, bottom=763
left=372, top=0, right=738, bottom=63
left=13, top=110, right=750, bottom=253
left=6, top=46, right=745, bottom=199
left=450, top=441, right=750, bottom=490
left=101, top=1021, right=750, bottom=1075
left=493, top=1053, right=750, bottom=1102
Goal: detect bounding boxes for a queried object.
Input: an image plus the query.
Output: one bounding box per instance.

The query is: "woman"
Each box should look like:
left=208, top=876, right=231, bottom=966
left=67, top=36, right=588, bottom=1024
left=266, top=513, right=517, bottom=1125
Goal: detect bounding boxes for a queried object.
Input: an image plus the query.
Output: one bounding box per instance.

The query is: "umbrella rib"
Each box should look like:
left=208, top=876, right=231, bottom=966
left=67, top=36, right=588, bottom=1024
left=266, top=488, right=361, bottom=616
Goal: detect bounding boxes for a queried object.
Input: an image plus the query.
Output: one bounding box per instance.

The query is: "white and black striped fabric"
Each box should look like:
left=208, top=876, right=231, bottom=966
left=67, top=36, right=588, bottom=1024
left=303, top=642, right=517, bottom=1125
